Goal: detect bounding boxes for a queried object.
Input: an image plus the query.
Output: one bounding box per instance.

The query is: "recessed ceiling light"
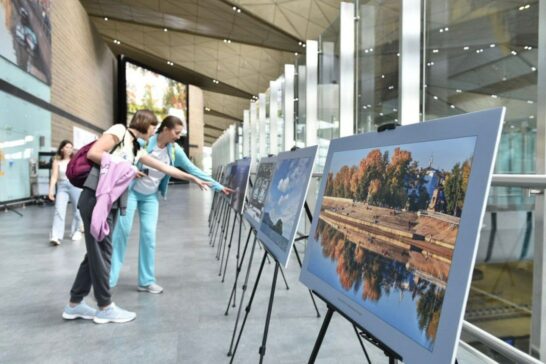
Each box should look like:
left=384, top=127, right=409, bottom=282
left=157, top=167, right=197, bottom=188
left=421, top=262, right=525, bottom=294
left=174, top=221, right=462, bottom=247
left=232, top=6, right=237, bottom=10
left=528, top=100, right=534, bottom=104
left=491, top=94, right=498, bottom=98
left=237, top=8, right=241, bottom=13
left=432, top=49, right=439, bottom=53
left=294, top=52, right=298, bottom=56
left=104, top=17, right=108, bottom=21
left=531, top=66, right=537, bottom=71
left=450, top=105, right=455, bottom=109
left=511, top=50, right=518, bottom=55
left=205, top=107, right=211, bottom=111
left=490, top=44, right=495, bottom=48
left=456, top=89, right=462, bottom=93
left=463, top=46, right=469, bottom=50
left=164, top=28, right=168, bottom=32
left=433, top=96, right=438, bottom=100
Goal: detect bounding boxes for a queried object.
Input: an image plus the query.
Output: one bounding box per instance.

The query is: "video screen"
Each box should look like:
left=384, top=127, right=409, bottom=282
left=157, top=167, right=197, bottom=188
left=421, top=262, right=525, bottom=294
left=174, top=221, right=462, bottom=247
left=306, top=136, right=477, bottom=350
left=126, top=61, right=187, bottom=124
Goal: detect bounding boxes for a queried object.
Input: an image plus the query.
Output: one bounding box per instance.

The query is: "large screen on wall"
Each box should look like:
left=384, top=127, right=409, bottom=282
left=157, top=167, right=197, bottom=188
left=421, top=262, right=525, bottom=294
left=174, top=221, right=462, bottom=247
left=300, top=109, right=504, bottom=364
left=244, top=156, right=277, bottom=230
left=125, top=61, right=187, bottom=125
left=0, top=0, right=51, bottom=84
left=257, top=146, right=317, bottom=268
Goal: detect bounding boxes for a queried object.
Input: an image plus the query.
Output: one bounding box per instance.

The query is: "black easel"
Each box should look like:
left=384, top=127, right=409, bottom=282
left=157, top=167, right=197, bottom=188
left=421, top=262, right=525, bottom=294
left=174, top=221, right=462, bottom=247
left=308, top=300, right=402, bottom=364
left=210, top=196, right=228, bottom=247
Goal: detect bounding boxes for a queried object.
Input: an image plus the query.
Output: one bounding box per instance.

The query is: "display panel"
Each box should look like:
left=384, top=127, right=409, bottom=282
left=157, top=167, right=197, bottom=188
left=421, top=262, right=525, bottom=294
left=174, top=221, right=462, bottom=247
left=227, top=158, right=252, bottom=214
left=257, top=146, right=317, bottom=267
left=126, top=61, right=187, bottom=124
left=0, top=0, right=51, bottom=84
left=244, top=156, right=277, bottom=230
left=300, top=109, right=504, bottom=364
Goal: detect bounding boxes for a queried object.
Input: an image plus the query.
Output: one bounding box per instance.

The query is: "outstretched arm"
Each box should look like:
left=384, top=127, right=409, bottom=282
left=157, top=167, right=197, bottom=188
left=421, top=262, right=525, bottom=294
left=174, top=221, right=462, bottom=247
left=173, top=145, right=231, bottom=194
left=140, top=154, right=210, bottom=191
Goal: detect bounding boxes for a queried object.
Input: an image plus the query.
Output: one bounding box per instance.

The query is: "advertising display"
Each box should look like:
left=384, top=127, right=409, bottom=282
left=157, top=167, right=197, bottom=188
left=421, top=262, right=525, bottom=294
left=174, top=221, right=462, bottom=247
left=257, top=146, right=317, bottom=267
left=244, top=156, right=277, bottom=230
left=0, top=0, right=51, bottom=84
left=227, top=158, right=252, bottom=214
left=300, top=109, right=504, bottom=364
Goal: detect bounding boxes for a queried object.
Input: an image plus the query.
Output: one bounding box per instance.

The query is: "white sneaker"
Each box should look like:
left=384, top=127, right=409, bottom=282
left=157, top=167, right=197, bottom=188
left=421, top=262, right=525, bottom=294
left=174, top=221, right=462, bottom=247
left=71, top=231, right=82, bottom=241
left=62, top=301, right=96, bottom=320
left=49, top=238, right=60, bottom=246
left=137, top=283, right=164, bottom=294
left=93, top=303, right=136, bottom=324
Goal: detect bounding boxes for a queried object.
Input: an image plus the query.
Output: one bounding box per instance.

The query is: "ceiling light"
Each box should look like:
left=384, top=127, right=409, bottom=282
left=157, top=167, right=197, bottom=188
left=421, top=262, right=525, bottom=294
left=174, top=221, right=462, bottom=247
left=205, top=107, right=211, bottom=111
left=303, top=44, right=306, bottom=48
left=530, top=115, right=535, bottom=119
left=490, top=44, right=495, bottom=48
left=456, top=89, right=462, bottom=93
left=298, top=41, right=302, bottom=46
left=294, top=52, right=298, bottom=56
left=237, top=8, right=241, bottom=13
left=381, top=74, right=385, bottom=78
left=164, top=28, right=168, bottom=32
left=379, top=113, right=384, bottom=116
left=393, top=108, right=397, bottom=112
left=364, top=49, right=369, bottom=54
left=491, top=94, right=498, bottom=98
left=167, top=61, right=173, bottom=66
left=528, top=100, right=534, bottom=104
left=433, top=96, right=438, bottom=100
left=232, top=6, right=237, bottom=10
left=444, top=27, right=449, bottom=31
left=531, top=66, right=537, bottom=71
left=396, top=53, right=400, bottom=57
left=432, top=49, right=439, bottom=53
left=450, top=105, right=455, bottom=109
left=362, top=106, right=367, bottom=109
left=104, top=17, right=108, bottom=21
left=439, top=29, right=444, bottom=33
left=525, top=4, right=530, bottom=9
left=388, top=85, right=394, bottom=90
left=463, top=46, right=469, bottom=50
left=511, top=50, right=517, bottom=55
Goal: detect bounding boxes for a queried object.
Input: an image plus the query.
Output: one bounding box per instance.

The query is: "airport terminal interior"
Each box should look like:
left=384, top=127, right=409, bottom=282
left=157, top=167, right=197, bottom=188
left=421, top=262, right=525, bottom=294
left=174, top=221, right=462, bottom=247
left=1, top=0, right=546, bottom=363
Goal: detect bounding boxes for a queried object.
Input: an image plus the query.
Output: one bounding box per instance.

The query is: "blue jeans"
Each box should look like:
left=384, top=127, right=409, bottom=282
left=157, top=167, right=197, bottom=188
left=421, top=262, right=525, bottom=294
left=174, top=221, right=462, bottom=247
left=50, top=180, right=82, bottom=240
left=110, top=189, right=159, bottom=287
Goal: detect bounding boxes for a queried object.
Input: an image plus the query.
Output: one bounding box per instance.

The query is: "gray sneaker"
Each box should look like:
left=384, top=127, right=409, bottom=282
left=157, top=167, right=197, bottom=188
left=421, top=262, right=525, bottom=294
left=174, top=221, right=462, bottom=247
left=93, top=303, right=136, bottom=324
left=137, top=283, right=163, bottom=294
left=62, top=301, right=96, bottom=320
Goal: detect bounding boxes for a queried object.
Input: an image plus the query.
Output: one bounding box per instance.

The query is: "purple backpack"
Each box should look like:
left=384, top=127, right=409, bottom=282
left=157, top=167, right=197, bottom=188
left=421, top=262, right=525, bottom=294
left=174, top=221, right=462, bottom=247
left=66, top=141, right=96, bottom=188
left=67, top=128, right=126, bottom=188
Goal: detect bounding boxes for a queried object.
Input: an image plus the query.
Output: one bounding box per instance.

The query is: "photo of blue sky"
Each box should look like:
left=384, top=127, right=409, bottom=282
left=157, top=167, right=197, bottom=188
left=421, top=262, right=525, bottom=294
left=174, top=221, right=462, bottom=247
left=261, top=156, right=314, bottom=250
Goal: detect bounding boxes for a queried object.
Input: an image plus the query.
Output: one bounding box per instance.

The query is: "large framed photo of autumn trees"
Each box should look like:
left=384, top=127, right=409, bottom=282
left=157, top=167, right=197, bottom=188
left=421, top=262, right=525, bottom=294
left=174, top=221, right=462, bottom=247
left=300, top=109, right=504, bottom=364
left=257, top=146, right=318, bottom=267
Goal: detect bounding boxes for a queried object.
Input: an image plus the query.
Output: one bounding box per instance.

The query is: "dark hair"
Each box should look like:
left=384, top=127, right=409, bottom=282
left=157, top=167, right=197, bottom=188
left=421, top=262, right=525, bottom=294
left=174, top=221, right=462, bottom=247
left=56, top=140, right=73, bottom=159
left=157, top=115, right=185, bottom=134
left=129, top=109, right=158, bottom=134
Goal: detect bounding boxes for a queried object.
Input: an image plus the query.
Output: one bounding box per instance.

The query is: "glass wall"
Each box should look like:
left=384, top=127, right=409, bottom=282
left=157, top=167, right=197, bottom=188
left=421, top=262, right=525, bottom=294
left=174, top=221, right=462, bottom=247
left=0, top=90, right=51, bottom=202
left=295, top=60, right=307, bottom=148
left=356, top=0, right=401, bottom=133
left=317, top=18, right=341, bottom=170
left=422, top=0, right=539, bottom=355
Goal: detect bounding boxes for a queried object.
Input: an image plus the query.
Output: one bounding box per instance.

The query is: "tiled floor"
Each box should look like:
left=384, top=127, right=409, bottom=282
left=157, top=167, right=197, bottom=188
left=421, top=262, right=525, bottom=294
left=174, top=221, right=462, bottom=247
left=0, top=185, right=388, bottom=363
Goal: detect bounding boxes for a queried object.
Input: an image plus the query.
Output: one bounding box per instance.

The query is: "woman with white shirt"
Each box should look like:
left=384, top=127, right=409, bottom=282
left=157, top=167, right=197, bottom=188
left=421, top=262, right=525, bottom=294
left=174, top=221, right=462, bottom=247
left=109, top=115, right=232, bottom=294
left=48, top=140, right=82, bottom=246
left=62, top=110, right=210, bottom=325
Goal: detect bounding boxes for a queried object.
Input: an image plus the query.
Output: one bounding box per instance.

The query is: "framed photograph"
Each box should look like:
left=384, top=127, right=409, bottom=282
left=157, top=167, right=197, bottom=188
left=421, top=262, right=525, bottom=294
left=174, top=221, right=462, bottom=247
left=228, top=158, right=252, bottom=214
left=244, top=156, right=277, bottom=230
left=258, top=146, right=318, bottom=268
left=300, top=108, right=504, bottom=364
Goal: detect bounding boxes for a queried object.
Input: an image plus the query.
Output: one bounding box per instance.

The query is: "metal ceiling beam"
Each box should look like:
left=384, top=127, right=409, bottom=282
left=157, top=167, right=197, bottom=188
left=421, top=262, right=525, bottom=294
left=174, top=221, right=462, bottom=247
left=205, top=124, right=225, bottom=132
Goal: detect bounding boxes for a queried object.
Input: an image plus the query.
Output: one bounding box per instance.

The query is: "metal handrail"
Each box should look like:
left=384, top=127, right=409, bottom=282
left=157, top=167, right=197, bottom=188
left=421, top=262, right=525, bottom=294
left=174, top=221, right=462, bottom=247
left=462, top=321, right=542, bottom=364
